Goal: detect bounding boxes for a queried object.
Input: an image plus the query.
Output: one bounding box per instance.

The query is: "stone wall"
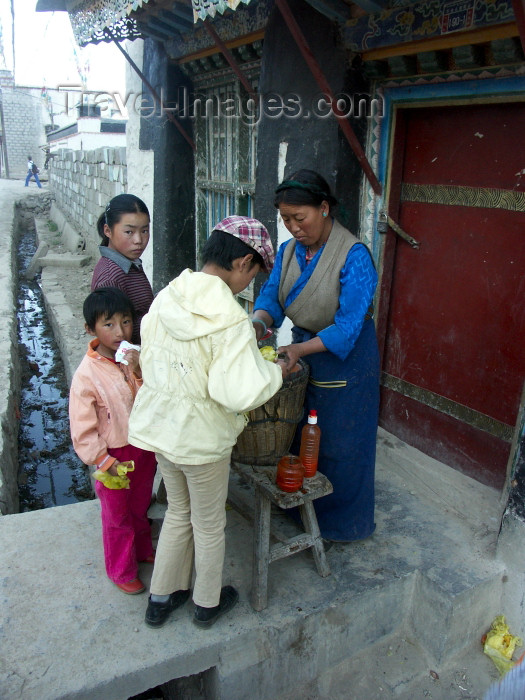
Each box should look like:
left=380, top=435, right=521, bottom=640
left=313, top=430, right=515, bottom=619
left=0, top=86, right=47, bottom=179
left=48, top=147, right=127, bottom=256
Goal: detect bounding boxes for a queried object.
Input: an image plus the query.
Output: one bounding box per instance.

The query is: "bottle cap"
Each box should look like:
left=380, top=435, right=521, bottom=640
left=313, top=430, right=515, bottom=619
left=307, top=409, right=318, bottom=424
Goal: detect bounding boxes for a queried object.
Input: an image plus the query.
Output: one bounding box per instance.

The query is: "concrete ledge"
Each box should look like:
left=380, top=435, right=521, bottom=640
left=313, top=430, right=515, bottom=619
left=38, top=269, right=87, bottom=386
left=0, top=451, right=506, bottom=700
left=410, top=567, right=504, bottom=664
left=39, top=253, right=91, bottom=268
left=46, top=205, right=84, bottom=254
left=31, top=217, right=92, bottom=385
left=0, top=499, right=415, bottom=700
left=34, top=217, right=86, bottom=256
left=49, top=201, right=66, bottom=234
left=496, top=513, right=525, bottom=640
left=0, top=185, right=25, bottom=514
left=62, top=222, right=85, bottom=253
left=24, top=241, right=49, bottom=279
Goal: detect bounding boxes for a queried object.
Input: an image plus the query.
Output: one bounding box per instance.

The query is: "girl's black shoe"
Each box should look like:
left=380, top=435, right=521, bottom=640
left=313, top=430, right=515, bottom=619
left=145, top=589, right=191, bottom=628
left=193, top=586, right=239, bottom=628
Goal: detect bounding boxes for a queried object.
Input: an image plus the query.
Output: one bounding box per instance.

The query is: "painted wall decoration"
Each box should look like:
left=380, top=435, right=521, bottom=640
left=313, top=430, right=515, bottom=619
left=401, top=182, right=525, bottom=212
left=167, top=0, right=271, bottom=60
left=345, top=0, right=515, bottom=52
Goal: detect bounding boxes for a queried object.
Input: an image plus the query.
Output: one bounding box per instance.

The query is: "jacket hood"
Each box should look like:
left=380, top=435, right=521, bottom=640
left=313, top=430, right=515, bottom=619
left=153, top=268, right=247, bottom=341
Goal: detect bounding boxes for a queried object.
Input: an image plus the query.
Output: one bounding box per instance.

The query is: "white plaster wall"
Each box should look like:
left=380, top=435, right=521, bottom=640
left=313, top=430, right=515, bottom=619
left=49, top=131, right=126, bottom=152
left=124, top=39, right=155, bottom=285
left=275, top=140, right=293, bottom=347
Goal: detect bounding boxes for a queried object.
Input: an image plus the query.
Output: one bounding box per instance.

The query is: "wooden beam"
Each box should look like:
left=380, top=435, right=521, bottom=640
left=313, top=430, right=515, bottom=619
left=163, top=4, right=193, bottom=23
left=303, top=0, right=353, bottom=23
left=275, top=0, right=382, bottom=196
left=362, top=22, right=519, bottom=61
left=352, top=0, right=388, bottom=11
left=203, top=21, right=258, bottom=99
left=147, top=15, right=180, bottom=36
left=158, top=9, right=192, bottom=31
left=512, top=0, right=525, bottom=55
left=136, top=22, right=172, bottom=41
left=112, top=39, right=196, bottom=151
left=177, top=29, right=265, bottom=64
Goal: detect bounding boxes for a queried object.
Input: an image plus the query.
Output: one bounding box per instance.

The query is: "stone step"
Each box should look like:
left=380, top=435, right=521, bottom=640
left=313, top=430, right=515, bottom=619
left=276, top=629, right=500, bottom=699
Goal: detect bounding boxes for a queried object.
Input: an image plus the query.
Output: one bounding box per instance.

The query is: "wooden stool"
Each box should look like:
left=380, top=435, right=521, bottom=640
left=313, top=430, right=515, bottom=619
left=229, top=461, right=333, bottom=611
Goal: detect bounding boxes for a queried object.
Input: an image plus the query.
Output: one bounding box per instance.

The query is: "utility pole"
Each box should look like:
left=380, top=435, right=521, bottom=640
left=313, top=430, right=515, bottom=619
left=0, top=94, right=10, bottom=178
left=10, top=0, right=15, bottom=80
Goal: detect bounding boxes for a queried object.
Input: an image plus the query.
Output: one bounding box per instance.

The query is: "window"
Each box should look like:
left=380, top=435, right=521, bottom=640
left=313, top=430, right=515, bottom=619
left=186, top=41, right=262, bottom=309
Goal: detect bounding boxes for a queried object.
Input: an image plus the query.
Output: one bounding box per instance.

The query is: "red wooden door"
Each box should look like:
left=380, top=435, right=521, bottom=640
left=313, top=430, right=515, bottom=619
left=379, top=102, right=525, bottom=488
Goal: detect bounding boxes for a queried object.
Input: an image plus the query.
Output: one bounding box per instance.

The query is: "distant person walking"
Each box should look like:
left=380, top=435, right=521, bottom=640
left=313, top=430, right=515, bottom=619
left=42, top=146, right=55, bottom=170
left=24, top=156, right=42, bottom=188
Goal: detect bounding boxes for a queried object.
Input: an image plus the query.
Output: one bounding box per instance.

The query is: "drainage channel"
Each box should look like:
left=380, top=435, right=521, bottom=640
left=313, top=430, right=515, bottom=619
left=17, top=224, right=93, bottom=511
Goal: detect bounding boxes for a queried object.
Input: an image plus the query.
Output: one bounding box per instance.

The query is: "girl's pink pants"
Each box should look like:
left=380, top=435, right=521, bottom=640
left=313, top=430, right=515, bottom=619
left=95, top=444, right=157, bottom=584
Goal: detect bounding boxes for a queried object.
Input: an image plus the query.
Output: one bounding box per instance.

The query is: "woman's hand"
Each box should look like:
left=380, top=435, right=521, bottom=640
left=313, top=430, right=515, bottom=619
left=276, top=343, right=302, bottom=371
left=278, top=336, right=326, bottom=368
left=252, top=311, right=274, bottom=341
left=252, top=321, right=266, bottom=342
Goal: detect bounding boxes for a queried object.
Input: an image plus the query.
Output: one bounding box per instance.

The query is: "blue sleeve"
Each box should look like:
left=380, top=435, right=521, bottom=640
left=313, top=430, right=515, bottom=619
left=253, top=241, right=288, bottom=328
left=317, top=244, right=378, bottom=361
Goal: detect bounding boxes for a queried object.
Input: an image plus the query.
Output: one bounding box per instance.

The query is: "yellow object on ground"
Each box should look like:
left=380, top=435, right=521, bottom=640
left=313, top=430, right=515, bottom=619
left=259, top=346, right=277, bottom=362
left=482, top=615, right=523, bottom=676
left=93, top=461, right=135, bottom=490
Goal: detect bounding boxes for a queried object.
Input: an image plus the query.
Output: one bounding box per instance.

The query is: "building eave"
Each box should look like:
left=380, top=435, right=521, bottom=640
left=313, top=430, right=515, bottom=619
left=36, top=0, right=67, bottom=11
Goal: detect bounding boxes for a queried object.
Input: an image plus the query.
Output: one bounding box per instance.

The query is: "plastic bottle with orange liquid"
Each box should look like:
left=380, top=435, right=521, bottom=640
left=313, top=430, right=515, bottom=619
left=299, top=409, right=321, bottom=478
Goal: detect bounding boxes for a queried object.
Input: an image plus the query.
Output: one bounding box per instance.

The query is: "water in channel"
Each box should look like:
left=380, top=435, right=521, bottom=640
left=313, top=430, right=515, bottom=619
left=17, top=225, right=93, bottom=511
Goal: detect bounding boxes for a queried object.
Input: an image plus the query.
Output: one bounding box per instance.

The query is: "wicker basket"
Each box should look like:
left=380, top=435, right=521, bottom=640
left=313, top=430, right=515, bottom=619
left=232, top=359, right=310, bottom=465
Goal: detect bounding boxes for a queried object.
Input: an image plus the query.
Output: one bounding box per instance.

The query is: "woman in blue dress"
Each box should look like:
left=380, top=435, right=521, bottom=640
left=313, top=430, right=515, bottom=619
left=253, top=169, right=380, bottom=542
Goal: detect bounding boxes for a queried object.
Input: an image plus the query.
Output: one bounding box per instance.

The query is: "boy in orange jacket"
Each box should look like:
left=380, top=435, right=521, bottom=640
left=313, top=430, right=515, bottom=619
left=69, top=287, right=156, bottom=594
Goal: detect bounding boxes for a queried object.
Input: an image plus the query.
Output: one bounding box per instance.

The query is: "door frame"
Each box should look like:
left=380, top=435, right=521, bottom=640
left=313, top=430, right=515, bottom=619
left=375, top=74, right=525, bottom=364
left=372, top=75, right=525, bottom=488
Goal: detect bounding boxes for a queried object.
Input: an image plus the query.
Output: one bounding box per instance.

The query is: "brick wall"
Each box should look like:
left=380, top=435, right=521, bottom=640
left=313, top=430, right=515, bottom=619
left=48, top=147, right=127, bottom=256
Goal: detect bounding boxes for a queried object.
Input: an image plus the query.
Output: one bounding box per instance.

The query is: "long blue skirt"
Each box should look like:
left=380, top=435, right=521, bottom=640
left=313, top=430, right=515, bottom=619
left=290, top=319, right=380, bottom=541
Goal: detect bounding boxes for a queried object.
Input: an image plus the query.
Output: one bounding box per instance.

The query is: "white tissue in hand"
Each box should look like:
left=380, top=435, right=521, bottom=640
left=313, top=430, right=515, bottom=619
left=115, top=340, right=141, bottom=365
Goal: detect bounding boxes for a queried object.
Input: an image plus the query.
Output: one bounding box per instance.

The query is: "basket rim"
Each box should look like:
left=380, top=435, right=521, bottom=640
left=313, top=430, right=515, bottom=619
left=281, top=357, right=309, bottom=386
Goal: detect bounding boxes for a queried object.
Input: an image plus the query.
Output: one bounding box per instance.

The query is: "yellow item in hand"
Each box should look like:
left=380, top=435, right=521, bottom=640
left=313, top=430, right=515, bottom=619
left=260, top=346, right=277, bottom=362
left=482, top=615, right=523, bottom=676
left=93, top=461, right=135, bottom=490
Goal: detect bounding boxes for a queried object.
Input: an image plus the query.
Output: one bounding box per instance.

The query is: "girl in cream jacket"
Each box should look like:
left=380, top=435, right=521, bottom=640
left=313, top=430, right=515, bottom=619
left=129, top=216, right=287, bottom=630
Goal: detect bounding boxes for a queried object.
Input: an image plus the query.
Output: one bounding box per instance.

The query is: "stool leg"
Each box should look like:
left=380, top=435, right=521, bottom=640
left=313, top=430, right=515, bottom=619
left=299, top=501, right=331, bottom=577
left=251, top=487, right=271, bottom=611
